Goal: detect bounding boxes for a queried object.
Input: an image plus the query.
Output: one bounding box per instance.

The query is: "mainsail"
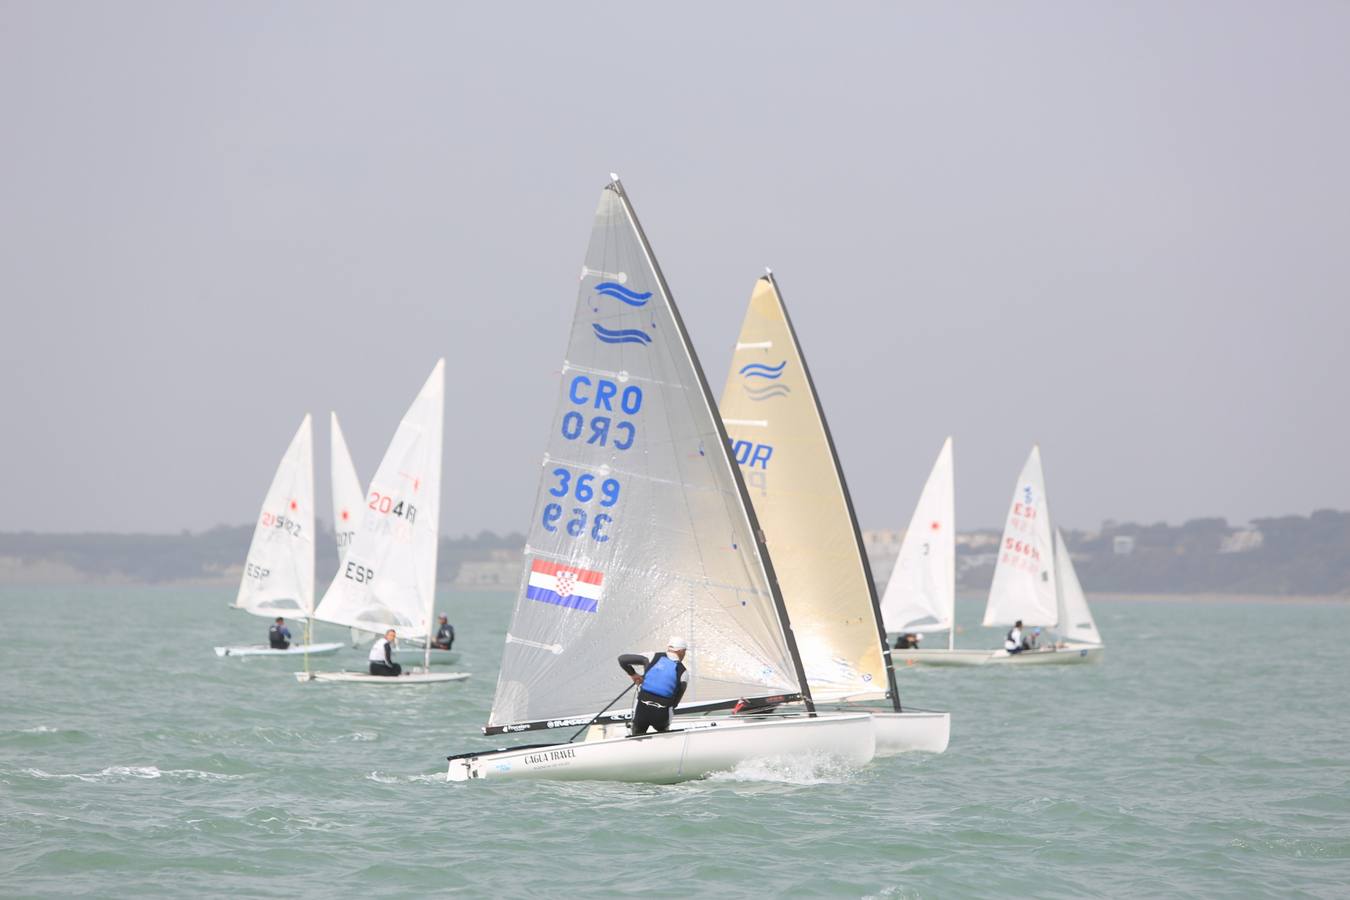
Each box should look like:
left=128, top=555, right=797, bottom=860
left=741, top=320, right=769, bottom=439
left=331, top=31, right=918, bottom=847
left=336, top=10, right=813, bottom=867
left=983, top=445, right=1058, bottom=627
left=1054, top=527, right=1102, bottom=644
left=234, top=414, right=315, bottom=619
left=880, top=437, right=956, bottom=637
left=329, top=411, right=364, bottom=566
left=312, top=361, right=444, bottom=641
left=717, top=273, right=890, bottom=705
left=486, top=179, right=807, bottom=733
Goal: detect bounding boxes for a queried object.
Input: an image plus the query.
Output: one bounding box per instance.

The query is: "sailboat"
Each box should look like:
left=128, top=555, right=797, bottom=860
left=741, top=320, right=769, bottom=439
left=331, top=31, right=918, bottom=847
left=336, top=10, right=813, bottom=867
left=331, top=412, right=460, bottom=667
left=717, top=272, right=950, bottom=754
left=299, top=362, right=469, bottom=684
left=214, top=414, right=344, bottom=658
left=979, top=445, right=1104, bottom=664
left=446, top=177, right=874, bottom=783
left=882, top=439, right=996, bottom=666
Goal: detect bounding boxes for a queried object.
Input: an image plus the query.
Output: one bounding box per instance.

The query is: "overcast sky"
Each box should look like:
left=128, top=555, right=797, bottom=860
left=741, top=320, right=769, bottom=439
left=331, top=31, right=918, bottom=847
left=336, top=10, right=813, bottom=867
left=2, top=2, right=1347, bottom=536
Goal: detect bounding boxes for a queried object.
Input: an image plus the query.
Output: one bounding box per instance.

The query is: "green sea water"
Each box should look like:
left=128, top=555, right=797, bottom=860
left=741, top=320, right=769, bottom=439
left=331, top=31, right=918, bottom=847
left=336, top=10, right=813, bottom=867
left=2, top=586, right=1347, bottom=898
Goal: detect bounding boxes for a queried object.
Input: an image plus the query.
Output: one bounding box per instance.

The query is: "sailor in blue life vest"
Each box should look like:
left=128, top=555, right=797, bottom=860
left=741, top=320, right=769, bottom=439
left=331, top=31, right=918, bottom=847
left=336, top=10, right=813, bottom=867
left=1027, top=627, right=1042, bottom=650
left=369, top=629, right=402, bottom=677
left=1005, top=620, right=1026, bottom=655
left=433, top=614, right=455, bottom=650
left=617, top=636, right=690, bottom=736
left=268, top=617, right=292, bottom=650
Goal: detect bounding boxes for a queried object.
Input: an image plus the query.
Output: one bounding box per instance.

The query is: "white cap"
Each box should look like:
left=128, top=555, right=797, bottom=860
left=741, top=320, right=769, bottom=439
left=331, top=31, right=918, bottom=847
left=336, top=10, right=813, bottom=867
left=667, top=635, right=688, bottom=651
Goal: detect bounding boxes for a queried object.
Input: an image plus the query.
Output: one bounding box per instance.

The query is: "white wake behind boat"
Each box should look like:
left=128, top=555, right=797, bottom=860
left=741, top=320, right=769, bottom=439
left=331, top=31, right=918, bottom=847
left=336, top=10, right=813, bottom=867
left=717, top=273, right=949, bottom=755
left=214, top=642, right=344, bottom=658
left=449, top=712, right=874, bottom=783
left=446, top=177, right=873, bottom=783
left=296, top=670, right=470, bottom=684
left=303, top=362, right=469, bottom=687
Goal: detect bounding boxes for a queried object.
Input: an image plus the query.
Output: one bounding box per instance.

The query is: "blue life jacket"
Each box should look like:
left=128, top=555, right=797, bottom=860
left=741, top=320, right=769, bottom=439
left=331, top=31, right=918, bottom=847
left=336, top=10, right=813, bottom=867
left=269, top=624, right=289, bottom=648
left=641, top=655, right=679, bottom=698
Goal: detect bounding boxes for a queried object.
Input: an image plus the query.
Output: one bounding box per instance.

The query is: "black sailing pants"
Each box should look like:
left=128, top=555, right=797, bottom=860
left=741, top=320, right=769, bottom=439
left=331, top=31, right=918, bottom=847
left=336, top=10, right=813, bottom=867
left=630, top=701, right=673, bottom=736
left=369, top=661, right=402, bottom=677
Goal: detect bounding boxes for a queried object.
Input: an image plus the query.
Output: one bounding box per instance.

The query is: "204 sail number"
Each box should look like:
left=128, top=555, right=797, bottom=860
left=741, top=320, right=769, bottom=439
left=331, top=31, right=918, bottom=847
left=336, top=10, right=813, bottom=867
left=368, top=491, right=417, bottom=525
left=542, top=466, right=619, bottom=542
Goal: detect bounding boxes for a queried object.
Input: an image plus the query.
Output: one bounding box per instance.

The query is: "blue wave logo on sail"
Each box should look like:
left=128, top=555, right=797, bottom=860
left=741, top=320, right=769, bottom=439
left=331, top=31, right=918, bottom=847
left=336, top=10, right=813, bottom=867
left=739, top=360, right=787, bottom=380
left=592, top=324, right=653, bottom=346
left=743, top=383, right=791, bottom=402
left=593, top=282, right=652, bottom=307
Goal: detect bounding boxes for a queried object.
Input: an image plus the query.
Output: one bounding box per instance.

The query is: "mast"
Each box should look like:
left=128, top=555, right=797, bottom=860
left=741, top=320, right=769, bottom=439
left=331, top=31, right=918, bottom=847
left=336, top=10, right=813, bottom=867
left=766, top=272, right=901, bottom=712
left=611, top=179, right=815, bottom=714
left=949, top=446, right=956, bottom=652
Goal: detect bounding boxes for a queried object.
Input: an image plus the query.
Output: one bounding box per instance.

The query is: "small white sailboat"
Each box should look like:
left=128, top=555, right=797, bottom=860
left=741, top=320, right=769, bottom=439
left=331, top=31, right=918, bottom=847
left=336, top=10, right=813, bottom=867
left=215, top=415, right=344, bottom=659
left=898, top=446, right=1103, bottom=666
left=331, top=411, right=460, bottom=667
left=979, top=445, right=1104, bottom=664
left=447, top=177, right=874, bottom=782
left=880, top=438, right=994, bottom=666
left=718, top=273, right=949, bottom=755
left=300, top=363, right=469, bottom=685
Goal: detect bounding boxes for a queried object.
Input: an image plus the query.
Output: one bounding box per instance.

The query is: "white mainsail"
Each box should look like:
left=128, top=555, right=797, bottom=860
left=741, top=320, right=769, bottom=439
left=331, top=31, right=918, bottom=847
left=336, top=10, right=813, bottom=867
left=486, top=179, right=805, bottom=733
left=329, top=411, right=364, bottom=566
left=312, top=361, right=444, bottom=642
left=983, top=445, right=1058, bottom=628
left=717, top=273, right=890, bottom=704
left=1054, top=528, right=1102, bottom=645
left=234, top=415, right=316, bottom=619
left=880, top=437, right=956, bottom=638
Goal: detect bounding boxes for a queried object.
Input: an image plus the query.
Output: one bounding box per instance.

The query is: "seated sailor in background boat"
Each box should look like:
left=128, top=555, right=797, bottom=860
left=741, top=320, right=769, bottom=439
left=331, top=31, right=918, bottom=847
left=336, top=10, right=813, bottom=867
left=268, top=617, right=292, bottom=650
left=617, top=636, right=690, bottom=736
left=1005, top=620, right=1026, bottom=655
left=433, top=614, right=455, bottom=650
left=894, top=632, right=921, bottom=650
left=1027, top=627, right=1041, bottom=650
left=368, top=629, right=402, bottom=676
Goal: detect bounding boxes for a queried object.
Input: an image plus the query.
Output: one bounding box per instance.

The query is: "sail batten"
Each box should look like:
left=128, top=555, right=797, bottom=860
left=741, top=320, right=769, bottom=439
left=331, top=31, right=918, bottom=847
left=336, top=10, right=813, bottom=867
left=487, top=179, right=807, bottom=731
left=717, top=275, right=893, bottom=707
left=234, top=415, right=315, bottom=620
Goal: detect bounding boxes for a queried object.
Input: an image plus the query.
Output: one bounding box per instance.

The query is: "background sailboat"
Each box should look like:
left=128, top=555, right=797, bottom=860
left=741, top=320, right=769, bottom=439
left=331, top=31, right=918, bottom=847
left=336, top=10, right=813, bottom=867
left=718, top=272, right=949, bottom=754
left=979, top=445, right=1104, bottom=665
left=215, top=414, right=343, bottom=658
left=301, top=362, right=468, bottom=684
left=331, top=411, right=459, bottom=666
left=447, top=178, right=874, bottom=783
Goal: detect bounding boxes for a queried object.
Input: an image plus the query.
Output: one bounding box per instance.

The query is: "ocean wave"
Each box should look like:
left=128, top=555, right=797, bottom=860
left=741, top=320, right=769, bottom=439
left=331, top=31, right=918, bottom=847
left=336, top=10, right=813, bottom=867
left=19, top=766, right=245, bottom=783
left=706, top=752, right=862, bottom=786
left=365, top=770, right=448, bottom=784
left=593, top=282, right=652, bottom=306
left=592, top=324, right=653, bottom=345
left=739, top=360, right=786, bottom=379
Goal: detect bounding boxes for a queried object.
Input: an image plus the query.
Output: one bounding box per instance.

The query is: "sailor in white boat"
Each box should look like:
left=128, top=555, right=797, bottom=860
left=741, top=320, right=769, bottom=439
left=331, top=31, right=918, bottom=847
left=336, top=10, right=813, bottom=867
left=368, top=629, right=402, bottom=676
left=1027, top=627, right=1042, bottom=650
left=894, top=632, right=921, bottom=650
left=433, top=614, right=455, bottom=650
left=1005, top=620, right=1026, bottom=655
left=617, top=636, right=689, bottom=736
left=268, top=617, right=292, bottom=650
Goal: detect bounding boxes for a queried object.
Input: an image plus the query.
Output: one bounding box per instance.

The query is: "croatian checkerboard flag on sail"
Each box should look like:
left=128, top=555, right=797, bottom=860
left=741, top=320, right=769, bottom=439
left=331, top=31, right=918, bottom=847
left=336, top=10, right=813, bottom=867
left=526, top=559, right=603, bottom=613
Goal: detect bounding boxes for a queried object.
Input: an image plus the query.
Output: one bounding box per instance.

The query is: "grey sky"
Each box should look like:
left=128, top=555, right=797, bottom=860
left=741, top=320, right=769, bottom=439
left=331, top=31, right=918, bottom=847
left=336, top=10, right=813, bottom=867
left=2, top=2, right=1347, bottom=536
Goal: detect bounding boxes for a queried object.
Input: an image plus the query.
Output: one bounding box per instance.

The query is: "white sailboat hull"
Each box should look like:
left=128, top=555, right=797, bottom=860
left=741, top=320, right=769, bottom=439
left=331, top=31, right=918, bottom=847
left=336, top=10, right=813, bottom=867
left=891, top=644, right=1105, bottom=666
left=986, top=643, right=1104, bottom=665
left=214, top=642, right=345, bottom=658
left=295, top=670, right=470, bottom=684
left=391, top=647, right=460, bottom=666
left=892, top=648, right=1001, bottom=667
left=447, top=712, right=875, bottom=784
left=870, top=710, right=951, bottom=755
